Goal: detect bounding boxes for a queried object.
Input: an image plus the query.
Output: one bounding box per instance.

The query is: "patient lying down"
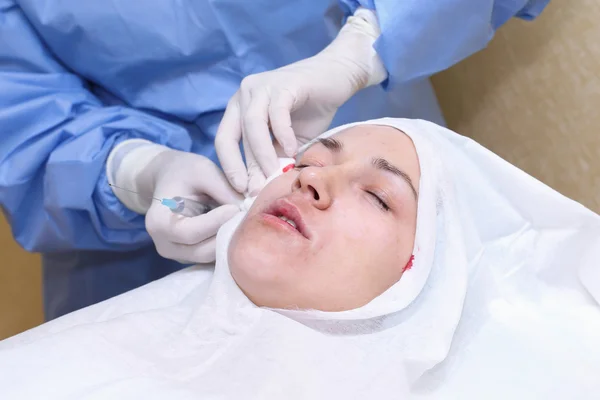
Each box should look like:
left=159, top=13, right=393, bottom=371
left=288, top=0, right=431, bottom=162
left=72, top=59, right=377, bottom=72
left=0, top=118, right=599, bottom=399
left=231, top=124, right=420, bottom=312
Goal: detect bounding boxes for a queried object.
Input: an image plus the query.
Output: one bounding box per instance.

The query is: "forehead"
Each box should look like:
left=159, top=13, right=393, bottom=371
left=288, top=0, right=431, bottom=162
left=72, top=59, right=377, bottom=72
left=332, top=125, right=415, bottom=154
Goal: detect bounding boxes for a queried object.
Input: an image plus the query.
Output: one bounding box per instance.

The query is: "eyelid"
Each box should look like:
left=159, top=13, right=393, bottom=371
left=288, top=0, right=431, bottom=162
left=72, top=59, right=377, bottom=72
left=365, top=187, right=393, bottom=212
left=369, top=191, right=390, bottom=210
left=294, top=158, right=325, bottom=168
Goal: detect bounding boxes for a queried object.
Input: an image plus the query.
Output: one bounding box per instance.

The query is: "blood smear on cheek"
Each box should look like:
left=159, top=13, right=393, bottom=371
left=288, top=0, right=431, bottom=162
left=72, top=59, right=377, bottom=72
left=403, top=255, right=415, bottom=272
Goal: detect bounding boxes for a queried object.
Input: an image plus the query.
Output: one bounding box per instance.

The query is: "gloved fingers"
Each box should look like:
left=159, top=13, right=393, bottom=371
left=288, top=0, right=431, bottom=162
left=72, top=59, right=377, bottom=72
left=184, top=236, right=218, bottom=264
left=268, top=89, right=297, bottom=157
left=163, top=236, right=218, bottom=264
left=172, top=258, right=193, bottom=265
left=247, top=169, right=267, bottom=196
left=215, top=93, right=248, bottom=193
left=243, top=134, right=267, bottom=196
left=241, top=88, right=279, bottom=177
left=192, top=160, right=244, bottom=206
left=146, top=203, right=239, bottom=248
left=151, top=204, right=240, bottom=246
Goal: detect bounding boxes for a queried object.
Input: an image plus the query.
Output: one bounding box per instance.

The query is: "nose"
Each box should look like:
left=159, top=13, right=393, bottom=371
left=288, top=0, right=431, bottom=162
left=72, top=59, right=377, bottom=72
left=293, top=168, right=332, bottom=210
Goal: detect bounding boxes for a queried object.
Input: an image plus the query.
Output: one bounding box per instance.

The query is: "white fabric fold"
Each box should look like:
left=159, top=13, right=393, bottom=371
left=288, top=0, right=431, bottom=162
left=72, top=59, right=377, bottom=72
left=1, top=118, right=599, bottom=399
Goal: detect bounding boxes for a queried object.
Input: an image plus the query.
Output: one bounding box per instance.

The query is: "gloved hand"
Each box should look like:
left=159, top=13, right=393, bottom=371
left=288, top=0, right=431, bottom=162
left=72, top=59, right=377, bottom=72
left=107, top=139, right=243, bottom=264
left=215, top=8, right=387, bottom=195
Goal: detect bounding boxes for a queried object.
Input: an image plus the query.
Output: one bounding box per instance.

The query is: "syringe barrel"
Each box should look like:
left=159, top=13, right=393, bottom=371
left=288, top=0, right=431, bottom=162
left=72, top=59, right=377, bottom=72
left=170, top=196, right=218, bottom=217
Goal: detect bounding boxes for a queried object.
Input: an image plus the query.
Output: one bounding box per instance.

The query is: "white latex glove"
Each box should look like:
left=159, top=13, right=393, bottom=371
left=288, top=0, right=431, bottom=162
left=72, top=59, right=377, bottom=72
left=215, top=8, right=387, bottom=195
left=107, top=139, right=243, bottom=264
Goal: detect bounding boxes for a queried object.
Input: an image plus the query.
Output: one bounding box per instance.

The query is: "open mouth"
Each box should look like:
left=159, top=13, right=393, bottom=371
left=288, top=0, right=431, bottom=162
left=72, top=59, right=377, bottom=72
left=263, top=199, right=310, bottom=239
left=277, top=215, right=298, bottom=230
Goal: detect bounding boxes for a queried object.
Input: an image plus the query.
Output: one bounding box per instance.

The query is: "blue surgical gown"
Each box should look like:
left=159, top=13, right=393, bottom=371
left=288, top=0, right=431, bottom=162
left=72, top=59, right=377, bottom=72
left=0, top=0, right=548, bottom=320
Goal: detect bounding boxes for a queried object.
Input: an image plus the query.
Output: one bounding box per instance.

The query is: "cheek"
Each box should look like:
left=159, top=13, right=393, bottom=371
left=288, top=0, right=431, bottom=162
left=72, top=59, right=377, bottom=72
left=228, top=222, right=250, bottom=275
left=326, top=209, right=413, bottom=272
left=327, top=202, right=395, bottom=246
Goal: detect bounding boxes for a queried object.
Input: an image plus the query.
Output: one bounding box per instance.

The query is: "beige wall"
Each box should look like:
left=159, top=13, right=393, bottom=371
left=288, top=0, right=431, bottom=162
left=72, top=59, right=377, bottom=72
left=0, top=213, right=43, bottom=340
left=0, top=0, right=598, bottom=339
left=432, top=0, right=600, bottom=213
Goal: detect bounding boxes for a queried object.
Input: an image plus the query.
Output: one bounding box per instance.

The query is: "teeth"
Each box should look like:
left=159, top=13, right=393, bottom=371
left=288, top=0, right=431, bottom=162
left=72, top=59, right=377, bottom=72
left=278, top=215, right=297, bottom=229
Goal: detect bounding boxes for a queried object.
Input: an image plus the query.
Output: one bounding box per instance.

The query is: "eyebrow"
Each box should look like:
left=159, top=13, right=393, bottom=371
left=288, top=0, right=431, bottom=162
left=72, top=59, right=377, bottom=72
left=317, top=137, right=343, bottom=152
left=371, top=157, right=418, bottom=200
left=310, top=137, right=418, bottom=200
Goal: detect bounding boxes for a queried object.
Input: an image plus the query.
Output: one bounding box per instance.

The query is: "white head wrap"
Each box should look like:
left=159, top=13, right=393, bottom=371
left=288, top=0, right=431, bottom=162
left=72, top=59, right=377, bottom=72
left=188, top=118, right=600, bottom=397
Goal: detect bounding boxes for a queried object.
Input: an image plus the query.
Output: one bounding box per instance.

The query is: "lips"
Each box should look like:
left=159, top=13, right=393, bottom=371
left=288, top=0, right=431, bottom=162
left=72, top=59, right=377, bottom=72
left=263, top=198, right=310, bottom=239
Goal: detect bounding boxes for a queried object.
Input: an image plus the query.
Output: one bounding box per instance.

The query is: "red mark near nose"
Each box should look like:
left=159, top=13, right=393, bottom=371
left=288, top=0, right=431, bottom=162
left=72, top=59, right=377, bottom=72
left=282, top=163, right=295, bottom=173
left=403, top=255, right=415, bottom=272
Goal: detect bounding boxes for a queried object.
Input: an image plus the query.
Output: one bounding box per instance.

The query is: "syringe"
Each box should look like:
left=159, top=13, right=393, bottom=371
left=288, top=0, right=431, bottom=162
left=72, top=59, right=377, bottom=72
left=109, top=184, right=218, bottom=217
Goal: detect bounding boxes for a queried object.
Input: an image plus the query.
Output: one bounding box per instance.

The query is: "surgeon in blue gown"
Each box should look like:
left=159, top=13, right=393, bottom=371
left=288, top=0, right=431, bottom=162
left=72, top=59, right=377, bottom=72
left=0, top=0, right=549, bottom=320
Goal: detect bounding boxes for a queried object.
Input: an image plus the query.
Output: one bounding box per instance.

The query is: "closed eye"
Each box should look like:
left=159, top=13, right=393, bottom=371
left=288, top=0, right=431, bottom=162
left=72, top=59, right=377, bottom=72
left=367, top=191, right=390, bottom=211
left=294, top=163, right=322, bottom=170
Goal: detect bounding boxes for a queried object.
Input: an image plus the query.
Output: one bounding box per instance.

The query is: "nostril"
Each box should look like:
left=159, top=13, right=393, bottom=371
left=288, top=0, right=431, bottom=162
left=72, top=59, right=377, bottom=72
left=309, top=185, right=320, bottom=201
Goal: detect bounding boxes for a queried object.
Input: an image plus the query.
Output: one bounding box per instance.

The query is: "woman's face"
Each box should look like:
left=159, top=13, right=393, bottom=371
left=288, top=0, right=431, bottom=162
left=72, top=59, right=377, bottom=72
left=229, top=125, right=420, bottom=311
